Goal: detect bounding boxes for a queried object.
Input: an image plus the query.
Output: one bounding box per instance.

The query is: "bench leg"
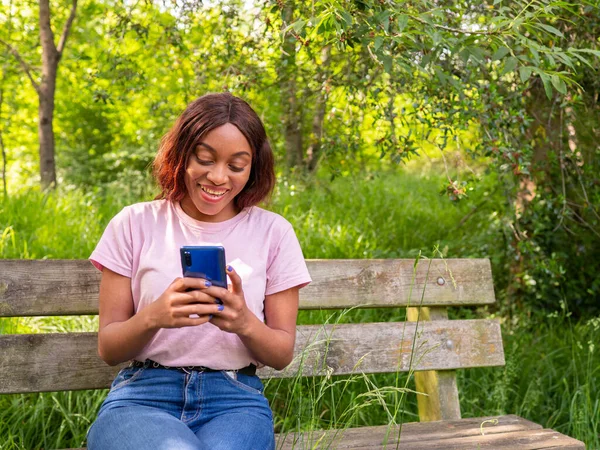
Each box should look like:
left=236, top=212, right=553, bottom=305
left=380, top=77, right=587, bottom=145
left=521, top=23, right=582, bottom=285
left=408, top=306, right=461, bottom=421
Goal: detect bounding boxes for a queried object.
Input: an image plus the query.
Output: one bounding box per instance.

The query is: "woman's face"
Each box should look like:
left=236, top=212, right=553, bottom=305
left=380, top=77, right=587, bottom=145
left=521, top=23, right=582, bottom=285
left=181, top=123, right=253, bottom=222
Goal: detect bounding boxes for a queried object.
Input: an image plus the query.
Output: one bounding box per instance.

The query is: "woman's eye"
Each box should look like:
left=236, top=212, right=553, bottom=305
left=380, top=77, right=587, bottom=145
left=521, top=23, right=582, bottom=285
left=196, top=156, right=213, bottom=165
left=229, top=165, right=244, bottom=173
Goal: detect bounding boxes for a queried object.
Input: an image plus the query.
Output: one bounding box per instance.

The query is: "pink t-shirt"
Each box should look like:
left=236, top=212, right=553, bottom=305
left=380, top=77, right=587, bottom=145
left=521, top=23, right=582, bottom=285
left=90, top=199, right=311, bottom=369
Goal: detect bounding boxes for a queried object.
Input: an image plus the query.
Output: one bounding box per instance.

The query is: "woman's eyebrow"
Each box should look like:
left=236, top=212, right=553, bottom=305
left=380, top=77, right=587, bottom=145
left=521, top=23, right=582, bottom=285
left=198, top=142, right=217, bottom=153
left=197, top=142, right=251, bottom=158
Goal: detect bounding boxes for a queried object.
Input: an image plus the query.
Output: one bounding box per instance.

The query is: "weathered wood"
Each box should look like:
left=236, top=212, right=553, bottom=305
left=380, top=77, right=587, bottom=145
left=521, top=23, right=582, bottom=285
left=302, top=259, right=495, bottom=309
left=276, top=415, right=586, bottom=449
left=0, top=320, right=504, bottom=393
left=0, top=260, right=101, bottom=316
left=0, top=259, right=495, bottom=316
left=276, top=415, right=540, bottom=448
left=65, top=415, right=585, bottom=450
left=407, top=306, right=461, bottom=422
left=271, top=319, right=505, bottom=378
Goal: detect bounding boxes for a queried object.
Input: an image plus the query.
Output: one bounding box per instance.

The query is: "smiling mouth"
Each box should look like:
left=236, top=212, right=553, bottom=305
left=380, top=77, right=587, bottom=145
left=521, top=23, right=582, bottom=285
left=200, top=185, right=229, bottom=197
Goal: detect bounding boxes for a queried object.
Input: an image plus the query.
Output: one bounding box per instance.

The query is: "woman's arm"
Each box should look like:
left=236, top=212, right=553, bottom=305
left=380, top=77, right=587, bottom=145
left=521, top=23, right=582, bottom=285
left=238, top=287, right=299, bottom=370
left=206, top=266, right=299, bottom=370
left=97, top=268, right=223, bottom=366
left=97, top=269, right=156, bottom=366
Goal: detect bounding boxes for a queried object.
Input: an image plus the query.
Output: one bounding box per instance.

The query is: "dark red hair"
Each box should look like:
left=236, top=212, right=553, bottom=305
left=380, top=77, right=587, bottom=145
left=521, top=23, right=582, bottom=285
left=153, top=92, right=275, bottom=209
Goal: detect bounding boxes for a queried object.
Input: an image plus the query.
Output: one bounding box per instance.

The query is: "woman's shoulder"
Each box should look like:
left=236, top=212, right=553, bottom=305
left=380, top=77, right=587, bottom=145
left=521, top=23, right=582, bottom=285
left=247, top=206, right=294, bottom=232
left=110, top=200, right=171, bottom=229
left=118, top=199, right=170, bottom=217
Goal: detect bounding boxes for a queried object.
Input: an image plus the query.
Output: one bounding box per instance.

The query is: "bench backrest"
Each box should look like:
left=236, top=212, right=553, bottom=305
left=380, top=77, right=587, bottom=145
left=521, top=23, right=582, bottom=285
left=0, top=259, right=504, bottom=422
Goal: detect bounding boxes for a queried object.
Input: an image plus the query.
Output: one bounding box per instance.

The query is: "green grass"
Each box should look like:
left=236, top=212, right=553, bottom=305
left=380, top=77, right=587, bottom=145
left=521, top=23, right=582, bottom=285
left=0, top=170, right=598, bottom=449
left=459, top=313, right=600, bottom=445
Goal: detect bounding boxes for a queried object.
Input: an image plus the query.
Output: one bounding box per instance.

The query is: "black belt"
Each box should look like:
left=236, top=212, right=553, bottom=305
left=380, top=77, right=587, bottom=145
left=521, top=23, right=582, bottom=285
left=130, top=359, right=256, bottom=376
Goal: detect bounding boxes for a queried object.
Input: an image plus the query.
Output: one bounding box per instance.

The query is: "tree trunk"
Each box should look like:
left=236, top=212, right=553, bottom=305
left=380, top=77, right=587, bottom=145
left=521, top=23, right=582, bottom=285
left=38, top=0, right=59, bottom=189
left=307, top=45, right=330, bottom=172
left=279, top=2, right=303, bottom=168
left=37, top=0, right=77, bottom=190
left=0, top=86, right=7, bottom=197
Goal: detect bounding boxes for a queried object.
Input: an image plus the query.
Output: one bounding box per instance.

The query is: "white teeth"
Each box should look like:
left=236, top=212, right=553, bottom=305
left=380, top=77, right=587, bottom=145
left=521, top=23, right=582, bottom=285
left=200, top=186, right=227, bottom=196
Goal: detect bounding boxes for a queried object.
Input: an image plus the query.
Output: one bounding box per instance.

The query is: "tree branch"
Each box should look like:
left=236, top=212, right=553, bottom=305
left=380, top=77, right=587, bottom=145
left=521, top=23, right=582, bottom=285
left=408, top=15, right=503, bottom=36
left=57, top=0, right=78, bottom=56
left=0, top=38, right=39, bottom=92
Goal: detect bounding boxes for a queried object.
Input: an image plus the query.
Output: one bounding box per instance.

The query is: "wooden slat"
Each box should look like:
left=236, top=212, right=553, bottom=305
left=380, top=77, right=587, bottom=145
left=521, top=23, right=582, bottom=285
left=0, top=260, right=101, bottom=316
left=277, top=415, right=541, bottom=448
left=63, top=415, right=585, bottom=450
left=0, top=320, right=504, bottom=393
left=301, top=259, right=495, bottom=309
left=276, top=415, right=586, bottom=449
left=55, top=415, right=587, bottom=450
left=270, top=319, right=504, bottom=378
left=0, top=259, right=495, bottom=317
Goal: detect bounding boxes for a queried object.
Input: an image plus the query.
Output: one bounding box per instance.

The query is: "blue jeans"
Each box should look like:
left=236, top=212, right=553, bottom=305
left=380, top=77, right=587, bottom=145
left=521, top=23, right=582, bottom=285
left=87, top=364, right=275, bottom=450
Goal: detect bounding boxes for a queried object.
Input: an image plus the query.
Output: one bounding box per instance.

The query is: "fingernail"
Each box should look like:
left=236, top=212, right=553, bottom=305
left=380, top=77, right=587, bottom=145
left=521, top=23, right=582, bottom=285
left=227, top=265, right=233, bottom=272
left=205, top=280, right=212, bottom=287
left=218, top=304, right=224, bottom=311
left=209, top=314, right=213, bottom=320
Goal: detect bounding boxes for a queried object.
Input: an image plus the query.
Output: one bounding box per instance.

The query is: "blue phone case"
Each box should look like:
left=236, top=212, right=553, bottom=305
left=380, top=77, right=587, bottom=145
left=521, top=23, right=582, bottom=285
left=180, top=246, right=227, bottom=288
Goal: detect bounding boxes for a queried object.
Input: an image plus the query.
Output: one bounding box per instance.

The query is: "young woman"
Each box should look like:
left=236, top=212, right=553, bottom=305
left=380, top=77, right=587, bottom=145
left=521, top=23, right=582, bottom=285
left=86, top=92, right=311, bottom=450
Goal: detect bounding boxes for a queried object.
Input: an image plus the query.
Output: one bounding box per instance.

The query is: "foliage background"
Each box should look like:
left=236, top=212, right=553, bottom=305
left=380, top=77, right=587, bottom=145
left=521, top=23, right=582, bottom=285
left=0, top=0, right=599, bottom=448
left=2, top=0, right=599, bottom=317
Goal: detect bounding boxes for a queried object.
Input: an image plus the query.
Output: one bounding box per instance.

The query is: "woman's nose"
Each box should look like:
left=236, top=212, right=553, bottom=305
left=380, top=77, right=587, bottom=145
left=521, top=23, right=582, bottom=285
left=206, top=165, right=227, bottom=185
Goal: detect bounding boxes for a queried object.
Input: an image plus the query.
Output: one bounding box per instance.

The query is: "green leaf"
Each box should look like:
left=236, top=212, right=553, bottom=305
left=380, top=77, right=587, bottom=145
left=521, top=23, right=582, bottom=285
left=377, top=10, right=391, bottom=32
left=530, top=47, right=540, bottom=64
left=434, top=67, right=448, bottom=85
left=512, top=18, right=524, bottom=30
left=571, top=48, right=600, bottom=58
left=397, top=14, right=409, bottom=32
left=467, top=46, right=486, bottom=63
left=519, top=66, right=533, bottom=83
left=537, top=23, right=564, bottom=38
left=492, top=46, right=510, bottom=61
left=290, top=20, right=307, bottom=33
left=418, top=13, right=433, bottom=26
left=448, top=75, right=461, bottom=90
left=501, top=56, right=518, bottom=75
left=551, top=74, right=567, bottom=94
left=374, top=36, right=384, bottom=51
left=459, top=47, right=470, bottom=64
left=568, top=51, right=593, bottom=68
left=340, top=10, right=353, bottom=27
left=540, top=72, right=553, bottom=99
left=380, top=54, right=392, bottom=73
left=554, top=52, right=574, bottom=69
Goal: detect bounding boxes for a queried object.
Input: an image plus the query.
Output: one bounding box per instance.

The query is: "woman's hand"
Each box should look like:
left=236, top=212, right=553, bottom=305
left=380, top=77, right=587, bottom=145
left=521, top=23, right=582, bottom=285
left=142, top=277, right=224, bottom=330
left=197, top=265, right=300, bottom=369
left=201, top=265, right=255, bottom=336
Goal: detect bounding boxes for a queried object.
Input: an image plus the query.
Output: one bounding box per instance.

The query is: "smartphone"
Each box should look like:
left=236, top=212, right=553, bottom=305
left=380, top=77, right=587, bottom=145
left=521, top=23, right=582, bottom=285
left=180, top=246, right=227, bottom=289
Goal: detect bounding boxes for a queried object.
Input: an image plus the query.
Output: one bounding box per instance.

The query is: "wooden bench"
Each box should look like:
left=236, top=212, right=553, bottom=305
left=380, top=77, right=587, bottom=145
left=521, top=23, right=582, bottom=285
left=0, top=259, right=585, bottom=449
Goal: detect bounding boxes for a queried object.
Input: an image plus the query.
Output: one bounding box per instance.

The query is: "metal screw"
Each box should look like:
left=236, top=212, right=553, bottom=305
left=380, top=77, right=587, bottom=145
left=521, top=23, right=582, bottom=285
left=436, top=277, right=445, bottom=286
